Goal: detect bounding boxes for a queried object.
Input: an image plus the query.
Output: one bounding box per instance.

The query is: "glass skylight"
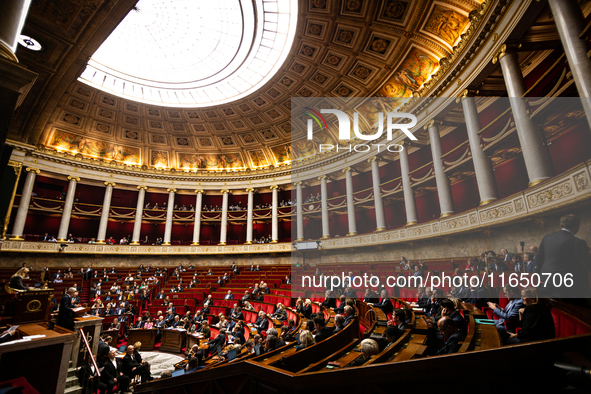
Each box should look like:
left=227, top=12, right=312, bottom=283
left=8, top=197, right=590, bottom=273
left=78, top=0, right=297, bottom=107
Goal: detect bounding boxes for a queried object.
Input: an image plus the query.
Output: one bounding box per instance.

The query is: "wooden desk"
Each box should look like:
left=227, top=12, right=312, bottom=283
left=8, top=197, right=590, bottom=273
left=160, top=328, right=187, bottom=353
left=186, top=332, right=206, bottom=350
left=12, top=289, right=53, bottom=324
left=128, top=328, right=157, bottom=350
left=474, top=323, right=501, bottom=350
left=0, top=323, right=75, bottom=394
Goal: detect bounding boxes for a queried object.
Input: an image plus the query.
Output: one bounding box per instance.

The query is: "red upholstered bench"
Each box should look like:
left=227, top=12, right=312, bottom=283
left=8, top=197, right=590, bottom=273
left=551, top=308, right=591, bottom=338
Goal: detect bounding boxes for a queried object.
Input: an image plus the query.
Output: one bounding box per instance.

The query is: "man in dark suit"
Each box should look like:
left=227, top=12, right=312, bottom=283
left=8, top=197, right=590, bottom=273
left=224, top=290, right=234, bottom=300
left=369, top=290, right=394, bottom=316
left=313, top=317, right=334, bottom=342
left=254, top=311, right=269, bottom=334
left=101, top=349, right=130, bottom=394
left=343, top=305, right=355, bottom=327
left=78, top=357, right=107, bottom=394
left=434, top=317, right=466, bottom=355
left=535, top=214, right=591, bottom=298
left=524, top=253, right=536, bottom=272
left=57, top=287, right=77, bottom=330
left=207, top=328, right=226, bottom=357
left=122, top=345, right=149, bottom=383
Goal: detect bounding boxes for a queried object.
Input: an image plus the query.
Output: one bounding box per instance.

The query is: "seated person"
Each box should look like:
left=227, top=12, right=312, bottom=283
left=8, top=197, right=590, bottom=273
left=427, top=316, right=466, bottom=355
left=333, top=314, right=345, bottom=333
left=349, top=339, right=379, bottom=366
left=368, top=290, right=394, bottom=316
left=122, top=345, right=150, bottom=383
left=295, top=330, right=315, bottom=351
left=270, top=303, right=288, bottom=321
left=101, top=349, right=130, bottom=394
left=487, top=285, right=524, bottom=337
left=505, top=288, right=555, bottom=345
left=10, top=268, right=32, bottom=291
left=254, top=311, right=269, bottom=334
left=313, top=317, right=334, bottom=342
left=382, top=326, right=402, bottom=349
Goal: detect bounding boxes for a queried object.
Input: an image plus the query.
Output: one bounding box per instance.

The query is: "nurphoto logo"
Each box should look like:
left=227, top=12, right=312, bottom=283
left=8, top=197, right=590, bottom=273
left=304, top=107, right=417, bottom=153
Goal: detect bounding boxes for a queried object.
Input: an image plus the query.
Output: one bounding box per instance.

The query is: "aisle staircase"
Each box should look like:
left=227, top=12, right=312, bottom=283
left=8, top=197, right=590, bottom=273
left=64, top=361, right=82, bottom=394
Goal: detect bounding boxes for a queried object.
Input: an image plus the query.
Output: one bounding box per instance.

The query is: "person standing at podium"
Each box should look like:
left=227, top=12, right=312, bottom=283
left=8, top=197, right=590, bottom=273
left=58, top=287, right=78, bottom=330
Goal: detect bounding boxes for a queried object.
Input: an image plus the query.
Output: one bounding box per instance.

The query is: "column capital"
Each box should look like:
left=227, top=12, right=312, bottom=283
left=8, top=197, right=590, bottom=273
left=137, top=185, right=148, bottom=190
left=25, top=167, right=40, bottom=174
left=221, top=189, right=230, bottom=194
left=195, top=189, right=205, bottom=194
left=104, top=181, right=116, bottom=187
left=318, top=175, right=327, bottom=181
left=342, top=167, right=352, bottom=173
left=67, top=176, right=80, bottom=182
left=245, top=188, right=255, bottom=193
left=167, top=188, right=177, bottom=193
left=423, top=119, right=443, bottom=130
left=367, top=156, right=379, bottom=163
left=270, top=185, right=279, bottom=190
left=456, top=89, right=479, bottom=103
left=293, top=181, right=303, bottom=186
left=492, top=43, right=522, bottom=64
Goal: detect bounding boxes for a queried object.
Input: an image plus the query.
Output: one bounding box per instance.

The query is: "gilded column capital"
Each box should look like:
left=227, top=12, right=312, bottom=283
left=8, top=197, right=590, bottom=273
left=195, top=189, right=205, bottom=194
left=455, top=89, right=479, bottom=103
left=270, top=185, right=279, bottom=190
left=167, top=188, right=177, bottom=193
left=342, top=167, right=352, bottom=173
left=492, top=43, right=522, bottom=64
left=245, top=188, right=255, bottom=193
left=423, top=119, right=443, bottom=130
left=318, top=175, right=327, bottom=181
left=137, top=186, right=148, bottom=190
left=293, top=181, right=303, bottom=186
left=104, top=181, right=116, bottom=187
left=67, top=176, right=80, bottom=182
left=367, top=156, right=380, bottom=163
left=221, top=189, right=230, bottom=194
left=25, top=167, right=40, bottom=174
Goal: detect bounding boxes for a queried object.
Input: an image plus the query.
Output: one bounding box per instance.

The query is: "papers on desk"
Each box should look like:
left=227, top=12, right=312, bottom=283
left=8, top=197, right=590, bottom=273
left=0, top=338, right=31, bottom=346
left=7, top=326, right=18, bottom=334
left=412, top=308, right=423, bottom=311
left=23, top=335, right=46, bottom=339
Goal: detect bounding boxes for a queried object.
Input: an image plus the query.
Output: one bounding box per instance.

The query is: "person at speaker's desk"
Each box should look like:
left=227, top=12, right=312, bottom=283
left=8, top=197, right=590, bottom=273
left=9, top=268, right=34, bottom=291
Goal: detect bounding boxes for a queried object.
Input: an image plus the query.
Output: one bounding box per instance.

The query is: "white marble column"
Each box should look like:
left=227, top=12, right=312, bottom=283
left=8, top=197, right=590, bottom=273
left=219, top=190, right=229, bottom=245
left=162, top=188, right=176, bottom=245
left=96, top=182, right=116, bottom=243
left=319, top=175, right=330, bottom=239
left=343, top=168, right=357, bottom=236
left=494, top=45, right=553, bottom=186
left=130, top=186, right=147, bottom=245
left=294, top=182, right=304, bottom=241
left=426, top=120, right=455, bottom=217
left=548, top=0, right=591, bottom=130
left=245, top=188, right=254, bottom=244
left=459, top=90, right=499, bottom=205
left=399, top=143, right=418, bottom=225
left=191, top=190, right=204, bottom=245
left=369, top=157, right=386, bottom=231
left=57, top=176, right=79, bottom=242
left=10, top=166, right=38, bottom=240
left=0, top=0, right=32, bottom=62
left=270, top=185, right=279, bottom=243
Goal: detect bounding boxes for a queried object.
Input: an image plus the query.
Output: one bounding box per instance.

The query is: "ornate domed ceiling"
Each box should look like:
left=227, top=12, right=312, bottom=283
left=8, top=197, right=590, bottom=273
left=12, top=0, right=482, bottom=173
